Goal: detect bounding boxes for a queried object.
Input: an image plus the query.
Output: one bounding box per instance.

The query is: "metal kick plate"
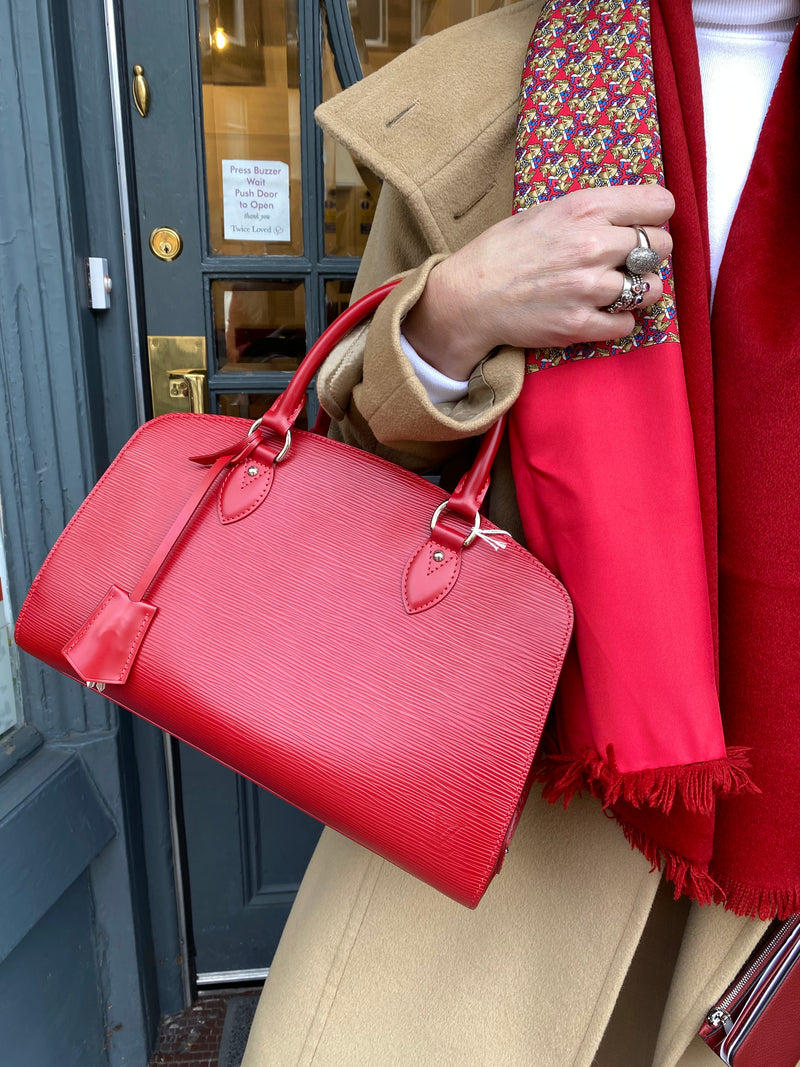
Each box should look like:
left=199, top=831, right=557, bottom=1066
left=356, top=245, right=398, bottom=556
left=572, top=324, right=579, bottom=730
left=147, top=336, right=207, bottom=417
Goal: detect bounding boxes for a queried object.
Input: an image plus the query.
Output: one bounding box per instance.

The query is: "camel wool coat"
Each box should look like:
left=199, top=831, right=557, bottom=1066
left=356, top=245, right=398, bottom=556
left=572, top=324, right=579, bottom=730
left=242, top=4, right=770, bottom=1065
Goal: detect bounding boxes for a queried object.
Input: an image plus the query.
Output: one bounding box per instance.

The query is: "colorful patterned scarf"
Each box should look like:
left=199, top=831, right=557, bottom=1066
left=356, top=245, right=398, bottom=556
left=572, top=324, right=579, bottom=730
left=511, top=0, right=800, bottom=918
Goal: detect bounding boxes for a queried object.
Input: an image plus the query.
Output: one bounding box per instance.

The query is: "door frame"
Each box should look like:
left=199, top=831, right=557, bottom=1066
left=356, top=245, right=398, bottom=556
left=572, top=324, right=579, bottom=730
left=0, top=0, right=183, bottom=1060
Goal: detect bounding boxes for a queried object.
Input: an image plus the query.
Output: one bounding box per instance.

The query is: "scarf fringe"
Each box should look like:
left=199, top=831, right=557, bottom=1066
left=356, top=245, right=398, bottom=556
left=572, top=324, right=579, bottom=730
left=589, top=813, right=800, bottom=917
left=711, top=874, right=800, bottom=921
left=616, top=819, right=720, bottom=906
left=536, top=744, right=756, bottom=815
left=535, top=746, right=796, bottom=913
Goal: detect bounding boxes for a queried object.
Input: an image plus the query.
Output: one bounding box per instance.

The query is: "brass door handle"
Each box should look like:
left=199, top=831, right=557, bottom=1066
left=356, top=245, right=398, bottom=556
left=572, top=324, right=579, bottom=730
left=133, top=65, right=150, bottom=118
left=148, top=337, right=207, bottom=417
left=168, top=370, right=208, bottom=414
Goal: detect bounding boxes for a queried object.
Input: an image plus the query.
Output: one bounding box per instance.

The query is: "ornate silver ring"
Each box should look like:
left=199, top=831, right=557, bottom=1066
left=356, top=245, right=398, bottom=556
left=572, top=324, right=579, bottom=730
left=606, top=270, right=647, bottom=314
left=625, top=226, right=662, bottom=275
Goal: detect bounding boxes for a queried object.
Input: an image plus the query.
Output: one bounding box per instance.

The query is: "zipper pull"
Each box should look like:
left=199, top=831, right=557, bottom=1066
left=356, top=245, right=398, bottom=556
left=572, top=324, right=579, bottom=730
left=705, top=1006, right=732, bottom=1033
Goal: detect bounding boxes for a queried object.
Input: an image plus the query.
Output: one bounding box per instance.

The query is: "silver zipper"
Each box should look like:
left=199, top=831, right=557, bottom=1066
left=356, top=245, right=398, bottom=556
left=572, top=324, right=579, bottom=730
left=705, top=915, right=800, bottom=1030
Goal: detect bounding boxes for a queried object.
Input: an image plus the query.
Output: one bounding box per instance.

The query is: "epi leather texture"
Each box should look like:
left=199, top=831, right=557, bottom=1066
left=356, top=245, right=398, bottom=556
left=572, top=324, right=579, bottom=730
left=700, top=915, right=800, bottom=1065
left=15, top=283, right=573, bottom=908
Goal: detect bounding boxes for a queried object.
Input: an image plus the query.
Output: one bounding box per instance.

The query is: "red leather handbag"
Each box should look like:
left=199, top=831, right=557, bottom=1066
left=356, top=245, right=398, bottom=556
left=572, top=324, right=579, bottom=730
left=14, top=282, right=572, bottom=908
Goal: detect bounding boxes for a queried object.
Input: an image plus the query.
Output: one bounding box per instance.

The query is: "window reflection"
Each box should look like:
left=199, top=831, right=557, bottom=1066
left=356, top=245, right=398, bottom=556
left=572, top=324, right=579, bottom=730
left=212, top=279, right=306, bottom=372
left=218, top=392, right=309, bottom=429
left=325, top=278, right=355, bottom=324
left=342, top=0, right=516, bottom=77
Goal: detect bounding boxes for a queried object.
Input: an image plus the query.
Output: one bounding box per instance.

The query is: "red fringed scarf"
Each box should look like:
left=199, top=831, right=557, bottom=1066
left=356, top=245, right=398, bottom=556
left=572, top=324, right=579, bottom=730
left=511, top=0, right=800, bottom=918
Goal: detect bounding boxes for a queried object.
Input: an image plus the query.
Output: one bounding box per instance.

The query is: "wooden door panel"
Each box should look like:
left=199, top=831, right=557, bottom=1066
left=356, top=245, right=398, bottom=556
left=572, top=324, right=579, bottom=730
left=180, top=745, right=322, bottom=976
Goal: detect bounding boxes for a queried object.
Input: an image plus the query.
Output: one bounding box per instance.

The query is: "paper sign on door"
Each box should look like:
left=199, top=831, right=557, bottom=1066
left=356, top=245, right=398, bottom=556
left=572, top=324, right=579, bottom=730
left=222, top=160, right=290, bottom=242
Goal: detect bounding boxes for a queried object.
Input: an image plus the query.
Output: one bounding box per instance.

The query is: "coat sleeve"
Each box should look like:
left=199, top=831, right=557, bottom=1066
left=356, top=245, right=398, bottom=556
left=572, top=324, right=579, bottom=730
left=316, top=182, right=525, bottom=472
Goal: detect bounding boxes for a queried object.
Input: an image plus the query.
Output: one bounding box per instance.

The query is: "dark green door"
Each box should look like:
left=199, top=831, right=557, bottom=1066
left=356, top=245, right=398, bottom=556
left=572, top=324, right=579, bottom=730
left=117, top=0, right=502, bottom=985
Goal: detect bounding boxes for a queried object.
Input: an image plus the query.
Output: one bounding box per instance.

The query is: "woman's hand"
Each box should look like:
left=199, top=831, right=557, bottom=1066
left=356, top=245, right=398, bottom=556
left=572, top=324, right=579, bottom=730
left=402, top=184, right=675, bottom=381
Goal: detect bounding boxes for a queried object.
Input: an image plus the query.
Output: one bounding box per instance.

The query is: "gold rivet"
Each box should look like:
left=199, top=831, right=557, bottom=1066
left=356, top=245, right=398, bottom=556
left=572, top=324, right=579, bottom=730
left=247, top=465, right=258, bottom=476
left=433, top=550, right=445, bottom=562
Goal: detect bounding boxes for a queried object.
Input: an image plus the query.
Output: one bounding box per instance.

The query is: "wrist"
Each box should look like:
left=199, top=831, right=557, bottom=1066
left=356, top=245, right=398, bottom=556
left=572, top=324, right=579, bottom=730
left=402, top=262, right=493, bottom=379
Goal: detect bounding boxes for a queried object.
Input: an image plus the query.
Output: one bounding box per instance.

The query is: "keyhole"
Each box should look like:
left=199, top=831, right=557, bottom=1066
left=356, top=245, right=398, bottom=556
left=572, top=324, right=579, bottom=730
left=149, top=227, right=183, bottom=261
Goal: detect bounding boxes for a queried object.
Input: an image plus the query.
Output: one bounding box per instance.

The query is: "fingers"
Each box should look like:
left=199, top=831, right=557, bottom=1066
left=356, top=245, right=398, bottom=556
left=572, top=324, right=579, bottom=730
left=591, top=310, right=637, bottom=341
left=550, top=308, right=638, bottom=346
left=515, top=188, right=674, bottom=271
left=450, top=191, right=676, bottom=357
left=518, top=183, right=676, bottom=233
left=560, top=182, right=676, bottom=227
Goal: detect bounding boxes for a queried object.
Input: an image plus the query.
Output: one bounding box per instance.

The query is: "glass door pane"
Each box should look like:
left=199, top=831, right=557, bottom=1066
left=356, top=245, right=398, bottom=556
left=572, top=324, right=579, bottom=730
left=200, top=0, right=302, bottom=255
left=325, top=278, right=355, bottom=323
left=211, top=278, right=306, bottom=372
left=218, top=392, right=310, bottom=427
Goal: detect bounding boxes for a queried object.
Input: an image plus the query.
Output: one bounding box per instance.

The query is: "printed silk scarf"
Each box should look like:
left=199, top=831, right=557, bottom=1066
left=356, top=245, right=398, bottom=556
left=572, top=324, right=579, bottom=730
left=511, top=0, right=800, bottom=918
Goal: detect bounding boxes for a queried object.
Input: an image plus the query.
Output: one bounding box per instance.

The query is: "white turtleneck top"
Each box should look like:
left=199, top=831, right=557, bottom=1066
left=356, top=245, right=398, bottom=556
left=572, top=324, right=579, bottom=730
left=694, top=0, right=799, bottom=288
left=405, top=0, right=799, bottom=404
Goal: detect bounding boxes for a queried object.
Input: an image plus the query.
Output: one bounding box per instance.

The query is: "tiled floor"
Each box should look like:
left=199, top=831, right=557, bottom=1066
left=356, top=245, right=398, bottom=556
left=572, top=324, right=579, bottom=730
left=148, top=991, right=260, bottom=1067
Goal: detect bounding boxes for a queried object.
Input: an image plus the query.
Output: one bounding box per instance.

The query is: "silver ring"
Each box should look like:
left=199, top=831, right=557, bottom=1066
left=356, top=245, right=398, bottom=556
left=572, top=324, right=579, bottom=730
left=248, top=418, right=292, bottom=463
left=606, top=270, right=646, bottom=314
left=430, top=500, right=481, bottom=548
left=625, top=226, right=661, bottom=275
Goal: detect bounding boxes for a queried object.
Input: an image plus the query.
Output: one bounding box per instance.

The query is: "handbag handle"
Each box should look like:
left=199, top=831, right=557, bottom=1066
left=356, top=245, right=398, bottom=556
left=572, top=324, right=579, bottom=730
left=254, top=280, right=507, bottom=526
left=113, top=282, right=509, bottom=636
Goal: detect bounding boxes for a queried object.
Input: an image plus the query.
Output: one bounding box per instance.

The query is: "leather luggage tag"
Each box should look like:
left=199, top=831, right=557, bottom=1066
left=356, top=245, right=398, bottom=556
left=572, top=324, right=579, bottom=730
left=62, top=584, right=157, bottom=686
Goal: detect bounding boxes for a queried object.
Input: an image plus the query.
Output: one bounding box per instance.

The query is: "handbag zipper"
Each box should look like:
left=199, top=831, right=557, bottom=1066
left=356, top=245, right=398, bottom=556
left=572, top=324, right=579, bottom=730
left=704, top=915, right=800, bottom=1036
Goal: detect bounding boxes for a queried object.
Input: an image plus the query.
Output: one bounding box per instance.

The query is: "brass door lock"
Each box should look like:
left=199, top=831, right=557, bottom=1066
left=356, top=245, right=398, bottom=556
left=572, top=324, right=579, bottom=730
left=149, top=227, right=183, bottom=261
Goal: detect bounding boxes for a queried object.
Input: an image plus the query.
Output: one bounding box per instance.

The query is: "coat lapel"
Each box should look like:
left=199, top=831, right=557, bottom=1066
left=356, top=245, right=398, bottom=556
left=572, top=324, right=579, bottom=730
left=315, top=0, right=545, bottom=252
